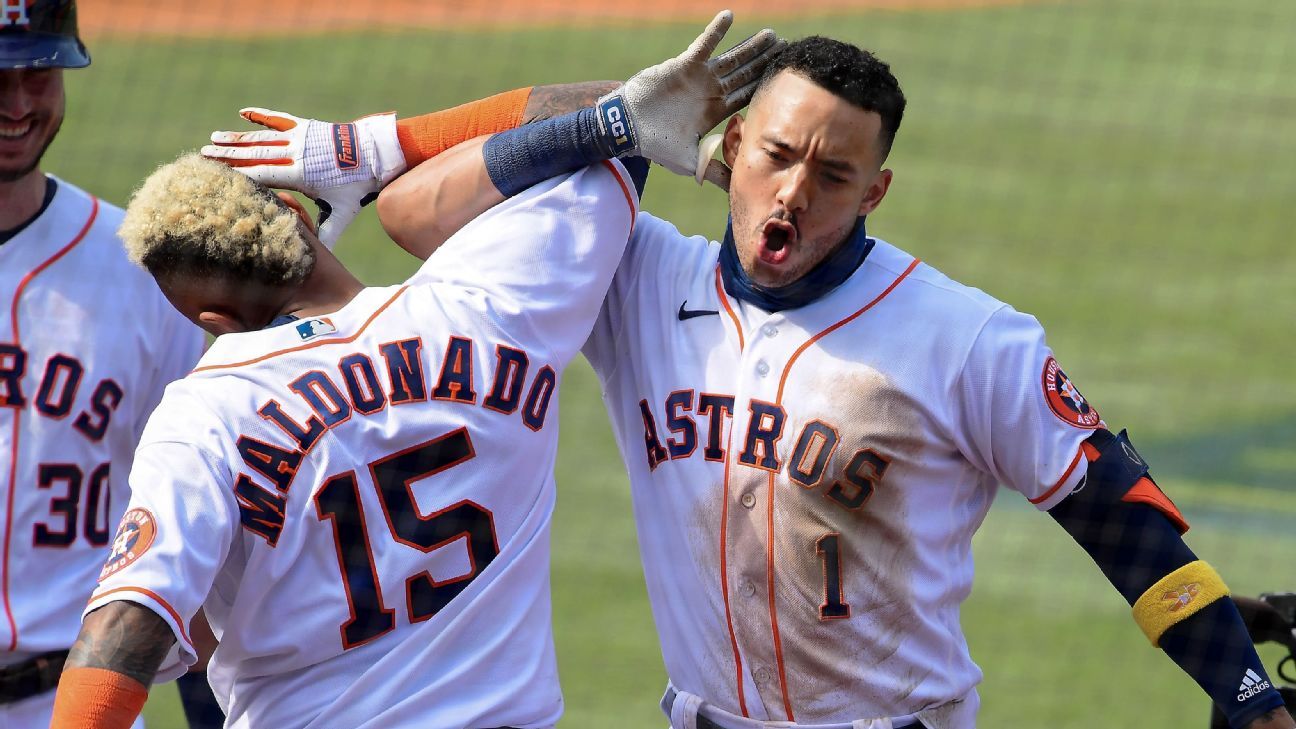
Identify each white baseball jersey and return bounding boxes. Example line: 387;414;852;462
0;177;203;661
583;213;1101;727
88;161;638;729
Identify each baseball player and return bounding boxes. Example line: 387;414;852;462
0;2;210;726
292;35;1295;729
48;14;780;729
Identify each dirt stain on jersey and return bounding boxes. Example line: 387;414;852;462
772;365;932;719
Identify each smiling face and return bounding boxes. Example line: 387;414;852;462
724;70;895;289
0;68;65;183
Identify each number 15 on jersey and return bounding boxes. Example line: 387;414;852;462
313;427;499;650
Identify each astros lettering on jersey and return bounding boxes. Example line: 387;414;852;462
0;179;202;658
88;162;637;729
583;213;1098;727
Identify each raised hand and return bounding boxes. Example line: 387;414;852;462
202;108;405;248
596;10;784;189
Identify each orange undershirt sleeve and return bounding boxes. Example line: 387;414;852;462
51;666;149;729
395;86;534;167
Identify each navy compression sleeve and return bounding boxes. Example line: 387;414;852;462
482;107;649;198
1049;430;1285;727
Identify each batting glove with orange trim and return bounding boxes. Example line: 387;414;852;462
201;109;405;249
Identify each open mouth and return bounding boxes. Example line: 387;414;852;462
0;120;35;141
758;218;798;265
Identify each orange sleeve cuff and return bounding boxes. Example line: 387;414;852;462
396;86;534;167
51;666;149;729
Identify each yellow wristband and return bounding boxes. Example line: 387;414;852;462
1132;560;1229;646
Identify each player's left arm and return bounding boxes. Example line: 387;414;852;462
199;80;615;248
49;601;175;729
958;307;1293;729
1047;435;1294;729
204;14;780;249
375;134;501;259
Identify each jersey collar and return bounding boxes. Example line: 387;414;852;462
719;216;874;313
264;313;300;330
0;176;60;246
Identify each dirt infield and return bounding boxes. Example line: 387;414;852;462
81;0;1034;38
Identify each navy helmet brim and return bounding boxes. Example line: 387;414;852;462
0;32;90;69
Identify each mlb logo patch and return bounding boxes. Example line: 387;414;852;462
296;318;337;341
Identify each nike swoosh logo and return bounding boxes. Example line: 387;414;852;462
678;301;720;321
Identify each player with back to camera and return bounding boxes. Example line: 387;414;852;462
246;32;1296;729
47;12;781;728
0;1;217;726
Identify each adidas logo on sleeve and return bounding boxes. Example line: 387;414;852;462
1237;668;1271;701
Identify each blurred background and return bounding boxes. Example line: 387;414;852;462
51;0;1296;726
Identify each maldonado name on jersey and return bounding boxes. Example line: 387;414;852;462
232;333;556;546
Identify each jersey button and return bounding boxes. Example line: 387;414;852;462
740;492;756;509
753;666;772;684
761;323;778;338
755;360;770;377
741;580;756;597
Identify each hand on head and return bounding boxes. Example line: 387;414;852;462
597;10;785;190
202;108;401;249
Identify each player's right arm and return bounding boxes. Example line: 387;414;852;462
49;601;174;729
49;386;238;728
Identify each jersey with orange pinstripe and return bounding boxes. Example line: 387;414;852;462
87;162;637;729
582;211;1100;726
0;177;202;670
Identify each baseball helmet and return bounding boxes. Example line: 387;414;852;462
0;0;90;69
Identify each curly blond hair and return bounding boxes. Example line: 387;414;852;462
119;153;314;286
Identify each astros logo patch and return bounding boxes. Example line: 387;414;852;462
1041;356;1101;428
99;508;157;582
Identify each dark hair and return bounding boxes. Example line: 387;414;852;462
753;36;906;159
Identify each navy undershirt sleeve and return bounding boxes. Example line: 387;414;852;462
483;107;616;198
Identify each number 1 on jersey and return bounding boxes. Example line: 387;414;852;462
313;428;499;650
316;471;396;648
816;533;850;620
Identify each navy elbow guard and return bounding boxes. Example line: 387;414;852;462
1049;428;1285;728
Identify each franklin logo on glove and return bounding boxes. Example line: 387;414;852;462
333;123;359;170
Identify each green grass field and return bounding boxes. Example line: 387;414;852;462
44;0;1296;726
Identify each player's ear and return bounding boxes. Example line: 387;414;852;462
857;168;893;217
722;114;744;168
197;310;247;337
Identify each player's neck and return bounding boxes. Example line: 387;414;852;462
0;169;48;231
278;250;367;323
